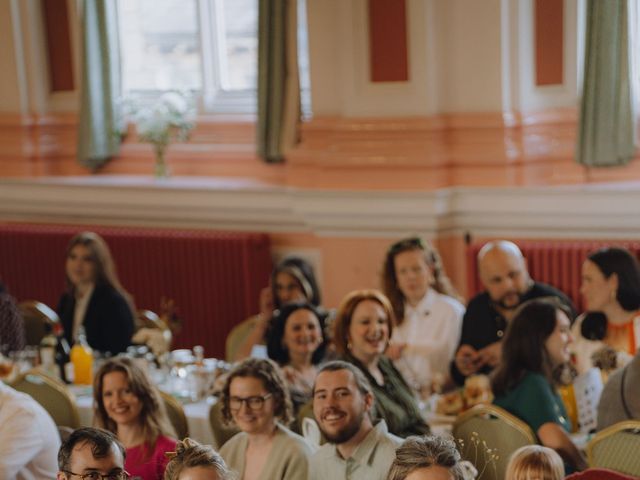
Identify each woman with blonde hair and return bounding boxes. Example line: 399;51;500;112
333;289;429;438
382;237;465;396
57;231;135;354
219;357;314;480
505;445;564;480
94;357;177;480
164;438;233;480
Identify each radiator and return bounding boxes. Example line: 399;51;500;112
0;223;272;359
466;240;640;312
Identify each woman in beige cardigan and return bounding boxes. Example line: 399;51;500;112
219;358;315;480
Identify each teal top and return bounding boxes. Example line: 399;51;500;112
493;371;571;435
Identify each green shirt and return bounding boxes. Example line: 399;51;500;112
493;371;571;435
343;354;430;438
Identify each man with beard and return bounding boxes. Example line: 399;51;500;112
450;240;575;385
310;361;401;480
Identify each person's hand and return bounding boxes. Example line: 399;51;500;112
385;342;407;360
478;341;502;368
259;287;274;318
454;344;483;376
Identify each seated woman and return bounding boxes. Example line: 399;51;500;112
382;237;465;396
219;357;315;480
597;347;640;430
266;302;327;411
57;232;135;355
574;247;640;374
492;297;587;472
505;445;565;480
232;257;322;362
94;357;177;480
333;289;430;438
0;279;25;355
386;435;469;480
164;438;233;480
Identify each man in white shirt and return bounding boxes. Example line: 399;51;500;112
310;361;401;480
57;427;127;480
0;381;60;479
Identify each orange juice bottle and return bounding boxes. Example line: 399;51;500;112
70;327;94;385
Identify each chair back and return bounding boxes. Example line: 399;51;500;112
160;391;189;440
452;404;536;480
587;420;640;477
208;399;239;449
225;316;259;362
19;301;60;346
11;369;80;428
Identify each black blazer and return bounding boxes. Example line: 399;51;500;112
57;284;134;355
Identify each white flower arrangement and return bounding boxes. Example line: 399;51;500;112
123;91;195;177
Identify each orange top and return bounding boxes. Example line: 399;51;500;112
607;315;638;355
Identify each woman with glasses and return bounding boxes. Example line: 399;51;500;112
94;357;178;480
332;289;430;438
231;257;323;362
382;236;464;397
219;357;314;480
266;302;327;413
57;232;135;355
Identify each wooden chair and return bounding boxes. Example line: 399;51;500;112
208;400;239;449
452;404;536;480
19;301;60;346
587;420;640;477
11;369;80;428
225;315;260;362
159;390;189;440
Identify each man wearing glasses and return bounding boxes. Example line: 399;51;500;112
57;427;130;480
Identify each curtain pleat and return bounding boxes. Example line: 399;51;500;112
576;0;636;167
257;0;300;163
77;0;121;170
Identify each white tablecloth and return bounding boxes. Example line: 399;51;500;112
72;387;217;447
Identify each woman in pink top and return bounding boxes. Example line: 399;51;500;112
94;357;178;480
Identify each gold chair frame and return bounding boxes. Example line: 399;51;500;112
159;390;189;440
452;404;536;480
11;368;80;428
587;420;640;476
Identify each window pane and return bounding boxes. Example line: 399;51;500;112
220;0;258;91
118;0;201;92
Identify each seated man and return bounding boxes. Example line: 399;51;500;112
451;240;575;385
0;381;60;479
57;427;127;480
310;361;401;480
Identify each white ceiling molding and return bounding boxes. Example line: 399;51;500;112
1;177;639;239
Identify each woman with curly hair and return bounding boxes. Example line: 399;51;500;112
164;438;232;480
94;357;177;480
219;357;315;480
382;237;464;396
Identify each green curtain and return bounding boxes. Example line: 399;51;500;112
576;0;636;167
77;0;121;170
257;0;301;163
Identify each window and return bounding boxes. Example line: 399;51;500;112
117;0;310;115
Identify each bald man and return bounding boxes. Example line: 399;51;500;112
450;240;575;385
